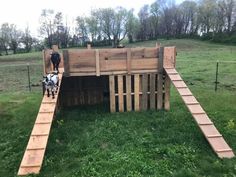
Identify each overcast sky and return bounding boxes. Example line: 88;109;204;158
0;0;184;37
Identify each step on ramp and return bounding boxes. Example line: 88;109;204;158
165;68;234;158
18;70;63;175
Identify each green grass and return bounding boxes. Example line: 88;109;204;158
0;39;236;177
0;51;42;62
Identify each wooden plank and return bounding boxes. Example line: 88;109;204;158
27;136;48;150
165;67;235;158
68;50;96;72
163;47;176;68
182;96;198;105
99;48;127;60
18;167;41;176
127;48;131;74
42;50;46;75
164;74;171;110
150;73;156;109
141;74;148;110
187;104;205;114
18;71;64;176
31;124;51;136
35;113;54;124
131;58;158;70
172;81;187;88
63;50;70;76
177;87;192;96
100;59;127;72
39;103;56;113
134;74;140;111
126;75;132;111
192;114;213;125
109;75;116;112
157;47;164;109
96;49;100;76
131;48;158;59
20;149;45;167
118;75;124;112
168;74;182;81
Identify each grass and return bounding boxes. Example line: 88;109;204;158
0;39;236;176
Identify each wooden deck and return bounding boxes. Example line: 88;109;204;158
18;69;64;175
165;68;235;158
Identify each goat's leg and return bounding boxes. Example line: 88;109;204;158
55;82;59;93
47;89;50;97
52;90;55;99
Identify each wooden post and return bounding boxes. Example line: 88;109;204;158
150;73;156;109
157;47;164;109
127;48;131;74
96;49;100;76
109;75;115;112
118;75;124;112
141;74;148;110
164;74;171;110
126;75;132;111
63;50;70;76
134;74;140;111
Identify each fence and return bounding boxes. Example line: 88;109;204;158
0;63;43;92
176;60;236;92
0;60;235;93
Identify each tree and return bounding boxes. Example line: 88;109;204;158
126;9;139;43
76;16;89;46
138;5;150;40
150;1;160;38
97;8;115;45
179;1;198;35
198;0;217;33
39;9;55;48
0;23;10;55
86;11;101;43
111;7;129;47
21;26;34;52
219;0;235;33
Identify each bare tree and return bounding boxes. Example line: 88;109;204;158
39;9;55;47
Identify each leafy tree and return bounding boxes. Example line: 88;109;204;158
21;26;35;52
0;23;10;55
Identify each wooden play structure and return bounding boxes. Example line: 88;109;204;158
18;45;234;175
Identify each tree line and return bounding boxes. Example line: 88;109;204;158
0;0;235;55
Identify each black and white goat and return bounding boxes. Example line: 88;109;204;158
43;71;59;99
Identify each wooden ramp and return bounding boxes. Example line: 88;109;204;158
165;68;234;158
18;70;63;175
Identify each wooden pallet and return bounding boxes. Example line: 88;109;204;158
108;73;170;112
165;68;234;158
18;69;64;175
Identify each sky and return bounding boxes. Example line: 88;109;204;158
0;0;184;37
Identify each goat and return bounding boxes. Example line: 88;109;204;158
50;51;61;72
43;71;59;99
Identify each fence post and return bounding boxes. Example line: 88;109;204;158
215;61;219;92
27;63;31;92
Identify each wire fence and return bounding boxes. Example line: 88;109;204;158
0;63;43;93
0;60;235;93
176;60;236;92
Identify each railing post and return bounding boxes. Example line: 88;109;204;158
27;63;31;92
215;61;219;92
